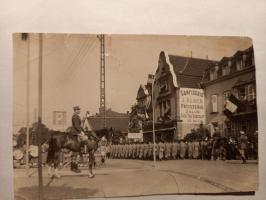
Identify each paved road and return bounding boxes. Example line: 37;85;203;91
14;159;258;199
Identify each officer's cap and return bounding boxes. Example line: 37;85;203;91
73;106;81;111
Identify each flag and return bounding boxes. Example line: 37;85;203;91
225;99;237;113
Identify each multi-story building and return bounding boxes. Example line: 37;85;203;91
201;46;257;139
143;51;215;141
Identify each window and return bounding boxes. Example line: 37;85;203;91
210;66;219;80
165;100;171;116
159;79;168;93
223;91;231;104
222;65;230;76
236;59;243;71
237;87;246;101
211;94;218;113
247;84;256;102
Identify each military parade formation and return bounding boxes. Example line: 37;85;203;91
108;132;258;163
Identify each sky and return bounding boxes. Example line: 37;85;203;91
13;34;252;132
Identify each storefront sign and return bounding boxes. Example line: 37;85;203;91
179;88;205;124
127;132;143;139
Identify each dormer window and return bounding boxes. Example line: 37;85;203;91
222;64;230;76
210;65;219;80
236;59;243;71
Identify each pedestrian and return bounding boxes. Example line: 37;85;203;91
238;131;248;164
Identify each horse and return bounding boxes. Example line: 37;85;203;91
46;128;113;179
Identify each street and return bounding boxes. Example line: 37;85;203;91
14;159;258;199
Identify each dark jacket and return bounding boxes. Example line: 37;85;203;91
72;113;84;135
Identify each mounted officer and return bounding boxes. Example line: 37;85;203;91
72;106;87;142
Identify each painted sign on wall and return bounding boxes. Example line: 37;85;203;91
179;88;205;124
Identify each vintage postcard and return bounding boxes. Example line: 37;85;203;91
12;34;258;199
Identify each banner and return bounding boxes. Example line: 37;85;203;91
179;88;205;124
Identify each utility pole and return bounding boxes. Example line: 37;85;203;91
37;33;43;200
21;33;30;175
97;34;106;128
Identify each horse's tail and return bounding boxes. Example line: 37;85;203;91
47;134;58;164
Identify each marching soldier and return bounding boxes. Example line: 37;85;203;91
187;140;193;159
143;142;148;160
132;143;136;159
165;142;171;160
192;139;200;159
158;141;164;161
148;142;153;160
172;141;178;160
176;140;181;159
180;139;187;159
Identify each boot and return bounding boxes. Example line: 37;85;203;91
242;157;247;164
70;162;81;173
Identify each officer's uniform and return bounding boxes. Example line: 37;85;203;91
72;112;87;141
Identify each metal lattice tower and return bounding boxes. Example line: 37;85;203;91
97;34;106;128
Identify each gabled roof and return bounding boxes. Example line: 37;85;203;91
167;54;217;88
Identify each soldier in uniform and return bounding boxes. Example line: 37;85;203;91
193;139;200;159
69;106;86;173
180;139;187;159
187;140;193;159
148;142;153;160
158;141;164;161
143;142;148;160
165;142;171;160
172;141;178;160
176;140;181;159
238;131;248;164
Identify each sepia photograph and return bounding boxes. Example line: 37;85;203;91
12;34;258;199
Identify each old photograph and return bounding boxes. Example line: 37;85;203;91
12;34;258;199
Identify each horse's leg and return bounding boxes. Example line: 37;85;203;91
47;163;53;178
88;151;95;178
53;152;61;178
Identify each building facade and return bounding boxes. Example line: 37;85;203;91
143;51;215;141
201;46;257;139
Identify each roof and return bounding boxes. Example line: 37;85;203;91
168;54;217;88
88;109;129;132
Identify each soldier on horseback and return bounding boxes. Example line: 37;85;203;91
69;106;99;174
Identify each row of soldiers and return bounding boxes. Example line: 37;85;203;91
109;140;212;160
